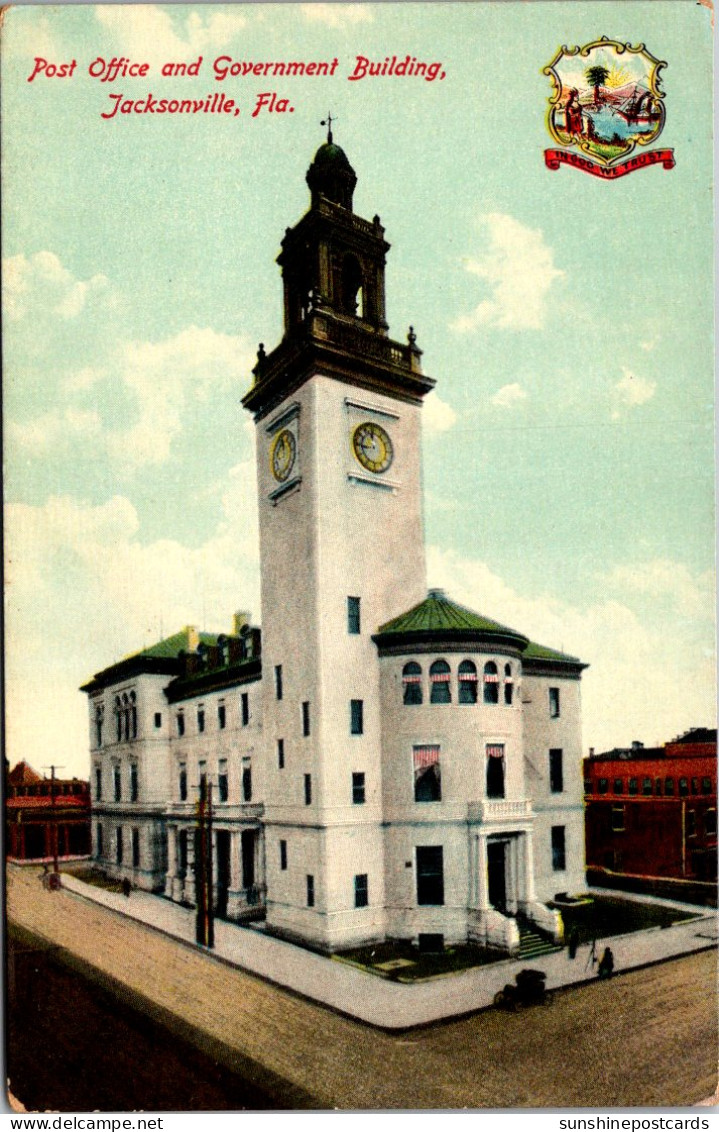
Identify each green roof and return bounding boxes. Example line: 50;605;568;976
377;590;528;644
128;628;220;661
522;640;583;664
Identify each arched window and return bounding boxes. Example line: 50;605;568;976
95;704;104;748
504;663;513;705
115;697;122;742
122;693;130;742
486;744;505;799
341;254;364;317
430;659;451;704
458;660;478;704
129;691;137;739
402;661;423;705
483;661;499;704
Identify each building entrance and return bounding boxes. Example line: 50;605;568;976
215;830;230;918
487;840;507;912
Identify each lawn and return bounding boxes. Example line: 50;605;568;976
335;939;500;982
61;863;125;893
551;894;697;945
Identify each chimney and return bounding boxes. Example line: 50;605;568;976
631;740;643;750
589;747;595;758
233;610;252;636
186;626;199;652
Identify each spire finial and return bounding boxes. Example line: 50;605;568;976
320;112;336;143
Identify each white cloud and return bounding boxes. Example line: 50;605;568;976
451;214;564;333
8;407;103;455
5;482;260;778
95;5;248;65
3;251;109;322
106;325;255;472
426;545;715;753
611;366;656;419
422;391;457;435
491;382;528;409
300;4;374;26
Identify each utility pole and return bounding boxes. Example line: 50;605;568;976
43;764;65;879
194;773;215;948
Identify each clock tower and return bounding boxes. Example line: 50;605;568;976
243;130;435;950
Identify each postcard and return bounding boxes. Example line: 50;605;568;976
3;0;716;1115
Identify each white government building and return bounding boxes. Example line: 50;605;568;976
82;133;588;957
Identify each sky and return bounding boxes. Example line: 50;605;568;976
3;1;714;778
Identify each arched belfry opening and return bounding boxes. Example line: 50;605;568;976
340;254;364;318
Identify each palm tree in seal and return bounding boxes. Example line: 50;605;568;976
585;64;610;105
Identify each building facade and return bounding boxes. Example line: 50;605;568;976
6;761;90;861
82;135;589;955
584;728;717;891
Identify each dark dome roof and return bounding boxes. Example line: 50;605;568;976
311;141;354;170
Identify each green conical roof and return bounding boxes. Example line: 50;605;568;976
376;589;529;648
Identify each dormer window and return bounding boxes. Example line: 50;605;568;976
429;659;451;704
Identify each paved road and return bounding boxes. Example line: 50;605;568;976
8;867;717;1109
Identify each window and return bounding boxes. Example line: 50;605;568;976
95;705;104;748
665;777;675;796
177;712;185;737
306;874;315;907
691;777;700;795
218;703;226;730
242;765;252;802
416;846;444;906
154;712;162;729
179;763;187;802
654;778;662;796
130;693;137;739
486;744;505;799
702;777;712;795
354;873;369;908
352;772;366;804
430;659;452;704
275;665;283;701
241;693;249;726
218;759;228;802
584;779;593;795
504;664;514;706
705;810;717;837
129;763;138;802
115;698;122;742
483;662;499;705
277;738;285;769
629;778;638;796
96;823;104;858
614;778;624;794
132;828;140;868
302;701;310;737
642;777;652;795
458;660;478;704
123;695;131;742
402;662;423;705
197;708;205;733
549;749;564;793
686;810;697;837
350;699;364;735
116;827;123;865
95;766;102;802
304;773;312;805
280;840;287;870
549;687;560;718
611;805;625;832
551;826;566;871
679;778;689;797
113;764;121;802
348;596;361;634
414;746;441;802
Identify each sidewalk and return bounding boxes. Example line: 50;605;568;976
60;872;716;1030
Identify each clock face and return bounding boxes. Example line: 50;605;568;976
270;429;297;482
352;421;394;474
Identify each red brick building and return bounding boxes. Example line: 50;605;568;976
6;761;91;861
584;728;717;892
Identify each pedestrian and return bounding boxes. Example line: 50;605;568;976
598;946;614;979
567;925;579;960
121;877;131;898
